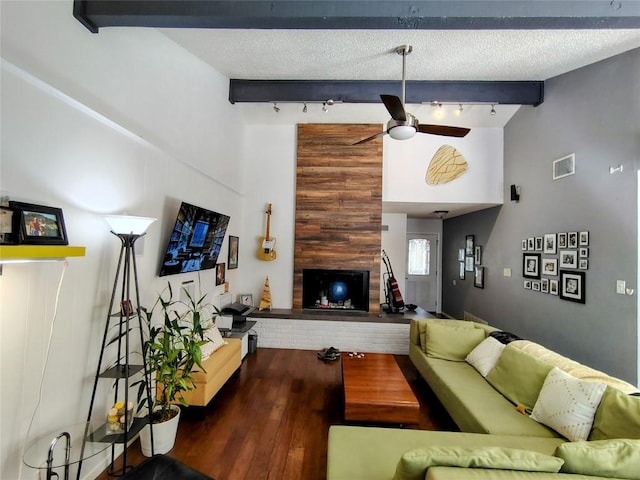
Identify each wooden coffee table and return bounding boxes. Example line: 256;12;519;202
342;353;420;425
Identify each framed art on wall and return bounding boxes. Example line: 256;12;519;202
465;256;474;272
549;279;559;295
0;206;18;244
216;263;226;286
474;266;484;289
228;235;239;269
474;245;482;265
542;258;558;276
558;233;567;249
465;235;475;255
553;153;575;180
459;262;465;280
568;232;578;248
579;231;589;246
523;253;541;279
559;270;585;304
559;250;578;269
458;248;465;261
543;233;557;254
9;201;68;245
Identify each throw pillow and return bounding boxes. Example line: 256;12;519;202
554;439;640;480
393;446;564;480
530;367;606;442
465;337;506;377
485;344;553;411
589;386;640;440
425;322;486;361
200;324;226;360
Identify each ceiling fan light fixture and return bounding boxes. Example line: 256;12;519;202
388;125;417;140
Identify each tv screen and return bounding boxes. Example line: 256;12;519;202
159;201;230;277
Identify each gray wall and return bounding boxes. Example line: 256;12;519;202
442;49;639;384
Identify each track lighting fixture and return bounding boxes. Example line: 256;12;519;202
455;104;463;116
272;103;280;113
302;103;307;113
322;102;328;113
490;104;496;115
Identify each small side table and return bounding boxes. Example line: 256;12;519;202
23;421;111;479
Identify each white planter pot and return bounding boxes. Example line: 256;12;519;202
140;405;181;457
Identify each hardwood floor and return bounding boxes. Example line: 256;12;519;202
98;348;456;480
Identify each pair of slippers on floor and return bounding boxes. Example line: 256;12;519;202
317;346;340;361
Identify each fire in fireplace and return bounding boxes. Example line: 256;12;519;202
302;269;370;312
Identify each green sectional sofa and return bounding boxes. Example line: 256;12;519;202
326;319;640;480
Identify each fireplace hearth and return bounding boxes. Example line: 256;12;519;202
302;269;370;312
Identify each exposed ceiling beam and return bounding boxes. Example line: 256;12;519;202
229;80;544;106
73;1;640;34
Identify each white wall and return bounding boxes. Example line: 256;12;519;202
383;128;504;205
1;1;247;478
381;213;407;305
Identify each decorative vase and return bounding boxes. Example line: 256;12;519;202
139;405;181;457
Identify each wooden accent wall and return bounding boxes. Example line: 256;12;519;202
293;124;383;314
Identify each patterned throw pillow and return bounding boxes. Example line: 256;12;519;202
530;367;606;441
465;337;506;377
200;324;226;360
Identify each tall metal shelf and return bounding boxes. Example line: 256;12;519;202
77;231;155;478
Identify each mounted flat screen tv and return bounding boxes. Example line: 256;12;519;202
159;201;230;277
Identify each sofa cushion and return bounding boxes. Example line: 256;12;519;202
425;322;486;361
200;324;226;360
485;344;553;411
530;367;606;442
589;386;640;440
465;337;506;377
393;447;564;480
416;319;479;351
555;439;640;479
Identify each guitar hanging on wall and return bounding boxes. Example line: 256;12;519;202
257;203;277;261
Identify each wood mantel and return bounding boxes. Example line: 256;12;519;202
293;124;383;314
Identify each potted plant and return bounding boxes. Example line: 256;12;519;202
137;282;216;456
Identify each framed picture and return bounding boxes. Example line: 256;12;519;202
560;270;586;304
568;232;578;248
579;247;589;258
474;245;482;265
558;232;567;249
0;206;19;244
459;262;466;280
474;266;484;289
523;253;541;279
239;293;253;306
543;233;557;254
527;237;535;251
553;153;575;180
535;237;543;251
541;278;549;293
465;256;474;272
465;235;475;256
9;201;68;245
215;263;226;286
579;231;589;246
228;235;239;269
559;250;578;269
458;248;465;261
524;280;532;290
521;239;527;251
578;259;589;270
542;258;558;276
532;281;541;292
549;279;559;295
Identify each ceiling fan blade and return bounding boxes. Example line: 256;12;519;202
418;124;471;138
353;131;387;145
380;95;406;121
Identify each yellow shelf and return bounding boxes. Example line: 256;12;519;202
0;245;86;261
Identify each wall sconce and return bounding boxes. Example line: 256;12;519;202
510;184;520;202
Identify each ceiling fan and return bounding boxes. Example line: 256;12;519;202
355;45;470;145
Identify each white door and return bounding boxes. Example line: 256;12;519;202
405;233;438;311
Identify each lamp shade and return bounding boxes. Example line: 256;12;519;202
104;215;157;235
388;125;416;140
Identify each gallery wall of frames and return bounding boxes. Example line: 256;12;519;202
521;231;589;304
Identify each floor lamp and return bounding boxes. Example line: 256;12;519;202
77;215;157;479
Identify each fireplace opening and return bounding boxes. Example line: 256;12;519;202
302;269;370;312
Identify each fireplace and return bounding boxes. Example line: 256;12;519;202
302;269;370;312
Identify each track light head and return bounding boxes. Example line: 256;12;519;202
490;104;496;115
272;103;280;113
302;103;307;113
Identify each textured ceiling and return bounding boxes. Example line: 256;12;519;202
160;28;640;127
